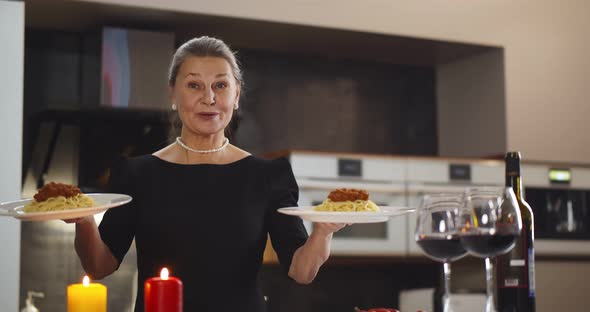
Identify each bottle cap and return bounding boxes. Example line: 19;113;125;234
505;151;522;175
22;291;44;312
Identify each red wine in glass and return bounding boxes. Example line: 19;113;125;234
460;233;517;258
416;236;467;262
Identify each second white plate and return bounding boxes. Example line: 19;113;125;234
278;206;415;223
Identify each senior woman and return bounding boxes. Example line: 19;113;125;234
71;36;344;311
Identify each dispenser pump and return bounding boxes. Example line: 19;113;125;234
21;291;44;312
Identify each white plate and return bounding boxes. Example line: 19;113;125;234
0;193;132;221
278;206;415;223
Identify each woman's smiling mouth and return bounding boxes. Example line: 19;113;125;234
197;112;219;120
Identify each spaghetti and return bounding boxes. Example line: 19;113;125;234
313;188;380;212
23;182;96;213
313;198;380;212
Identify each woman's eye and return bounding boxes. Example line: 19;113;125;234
188;82;199;89
215;82;227;89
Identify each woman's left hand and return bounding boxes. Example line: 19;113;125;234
289;223;352;284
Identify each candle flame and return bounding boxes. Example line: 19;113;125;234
160;268;169;280
83;275;90;287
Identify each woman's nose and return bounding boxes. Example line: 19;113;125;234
201;88;215;105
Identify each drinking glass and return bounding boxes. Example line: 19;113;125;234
415;193;467;312
458;187;522;312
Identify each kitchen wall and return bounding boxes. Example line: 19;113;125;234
437;49;506;158
0;1;23;312
83;0;590;164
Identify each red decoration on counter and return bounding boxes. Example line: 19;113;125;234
144;268;183;312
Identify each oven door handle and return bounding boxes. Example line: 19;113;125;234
297;178;406;193
406;183;470;195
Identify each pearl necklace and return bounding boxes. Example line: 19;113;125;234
175;137;230;154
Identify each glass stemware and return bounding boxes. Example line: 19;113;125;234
415;193;467;312
458;187;522;312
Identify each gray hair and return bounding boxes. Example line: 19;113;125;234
168;36;243;87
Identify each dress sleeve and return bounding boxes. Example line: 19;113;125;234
267;158;309;273
98;158;138;266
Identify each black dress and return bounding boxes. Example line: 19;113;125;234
98;155;308;312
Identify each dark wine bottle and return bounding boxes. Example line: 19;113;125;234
496;151;536;312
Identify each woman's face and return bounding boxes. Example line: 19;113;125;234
170;56;240;137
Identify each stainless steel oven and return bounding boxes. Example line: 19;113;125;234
289;152;408;256
522;164;590;256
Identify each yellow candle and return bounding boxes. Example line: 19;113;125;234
67;276;107;312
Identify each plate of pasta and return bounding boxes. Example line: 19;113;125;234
0;182;132;221
278;188;415;223
278;205;414;223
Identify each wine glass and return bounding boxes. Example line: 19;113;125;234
458;187;522;312
415;193;468;312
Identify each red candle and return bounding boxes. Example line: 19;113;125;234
144;268;183;312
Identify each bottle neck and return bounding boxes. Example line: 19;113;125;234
507;175;523;200
505;153;523;200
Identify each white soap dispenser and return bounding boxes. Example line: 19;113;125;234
21;291;44;312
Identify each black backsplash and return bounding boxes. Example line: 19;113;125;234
236;49;437;155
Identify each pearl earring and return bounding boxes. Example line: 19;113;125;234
171;103;177;111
